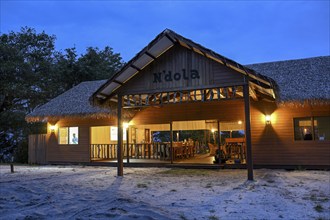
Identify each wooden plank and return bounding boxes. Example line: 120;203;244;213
28;134;47;164
131;99;245;125
28;135;36;164
115;45;246;95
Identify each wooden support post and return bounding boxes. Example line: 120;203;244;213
217;120;221;165
126;128;129;164
117;95;123;176
244;83;253;181
311;116;315;140
10;164;14;173
170;121;173;164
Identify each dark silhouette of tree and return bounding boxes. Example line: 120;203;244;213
0;27;124;162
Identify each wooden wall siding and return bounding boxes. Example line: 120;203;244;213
250;101;330;166
28;134;46;164
117;45;245;95
130;99;245;125
43;101;330;166
46;118;116;163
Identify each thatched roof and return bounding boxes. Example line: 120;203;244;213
246;56;330;105
26;80;114;122
26;54;329;122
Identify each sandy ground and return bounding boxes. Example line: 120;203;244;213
0;165;329;220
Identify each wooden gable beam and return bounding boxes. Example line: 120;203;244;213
145;51;156;60
130;64;141;72
255;90;276;102
113;80;124;85
249;85;258;101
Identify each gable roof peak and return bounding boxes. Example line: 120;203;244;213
92;30;278;103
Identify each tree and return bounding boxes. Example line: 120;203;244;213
0;27;56;162
0;26;56;113
0;27;124;163
55;46;123;91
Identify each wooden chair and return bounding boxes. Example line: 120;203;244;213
225;138;245;160
173;142;183;159
208;143;218;156
214;146;229;164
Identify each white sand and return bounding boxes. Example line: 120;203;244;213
0;165;329;220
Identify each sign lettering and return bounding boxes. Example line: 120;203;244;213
153;69;200;83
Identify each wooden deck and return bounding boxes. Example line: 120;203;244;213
90;153;247;169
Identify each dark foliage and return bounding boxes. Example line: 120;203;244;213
0;27;124;163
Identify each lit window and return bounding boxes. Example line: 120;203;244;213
59;127;79;145
294;117;330;141
314;117;330;141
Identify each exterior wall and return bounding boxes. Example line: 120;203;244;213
131;99;330;166
250;101;330;166
46;117;116;163
42;101;330;167
130;99;245;125
28;134;46;164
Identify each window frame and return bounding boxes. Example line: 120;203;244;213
293;116;329;141
58;126;79;145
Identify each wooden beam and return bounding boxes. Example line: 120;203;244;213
217;120;221;165
130;64;141;72
126;127;129;164
117;95;123;176
170;121;173;164
249;79;273;89
165;33;176;44
243;83;253;181
113;80;124;85
255;90;276;102
249;85;258;101
145;51;156;60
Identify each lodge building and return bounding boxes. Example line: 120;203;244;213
26;29;330;179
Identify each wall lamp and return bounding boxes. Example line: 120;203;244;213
123;122;129;130
265;115;272;125
50;125;56;133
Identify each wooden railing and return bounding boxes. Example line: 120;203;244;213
90;142;195;161
90;144;118;159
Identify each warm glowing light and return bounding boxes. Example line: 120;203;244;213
211;128;216;133
238;120;242;125
265;115;271;125
50;125;56;132
123;122;129;130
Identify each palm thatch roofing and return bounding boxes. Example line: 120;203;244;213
246;56;330;105
26;80;124;122
25;34;329;123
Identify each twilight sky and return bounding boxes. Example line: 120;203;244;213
1;1;329;64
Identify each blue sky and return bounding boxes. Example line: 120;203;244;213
1;1;329;64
